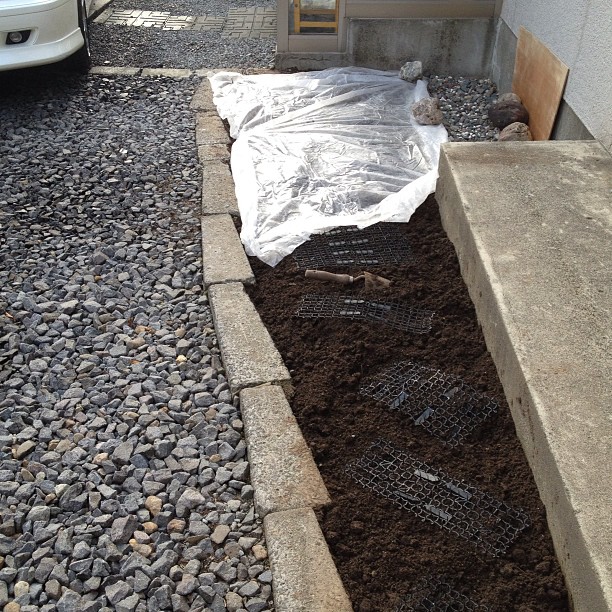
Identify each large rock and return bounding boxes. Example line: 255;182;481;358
499;122;533;142
498;92;522;104
488;100;529;129
411;97;443;125
399;60;422;83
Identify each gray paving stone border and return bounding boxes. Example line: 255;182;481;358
90;66;200;76
196;114;231;146
201;214;254;288
240;385;331;517
201;161;239;216
208;282;292;396
90;66;143;75
264;508;354;612
90;66;228;77
194;76;352;610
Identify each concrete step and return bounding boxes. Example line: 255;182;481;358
208;282;291;396
436;140;612;612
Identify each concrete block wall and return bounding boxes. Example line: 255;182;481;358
347;18;495;76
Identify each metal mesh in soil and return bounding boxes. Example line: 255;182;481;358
296;295;434;333
395;576;489;612
360;361;498;445
292;223;411;269
346;439;530;556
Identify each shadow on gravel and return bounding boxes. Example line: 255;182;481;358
0;66;89;104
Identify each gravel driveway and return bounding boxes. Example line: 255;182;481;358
90;0;277;69
0;70;273;612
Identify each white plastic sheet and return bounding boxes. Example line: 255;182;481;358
209;67;448;266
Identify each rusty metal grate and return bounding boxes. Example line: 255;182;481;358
293;223;411;269
360;361;498;445
346;439;530;556
395;576;489;611
296;294;434;333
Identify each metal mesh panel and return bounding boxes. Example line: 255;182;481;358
293;224;411;269
360;361;498;445
296;295;434;333
346;439;530;556
395;576;489;612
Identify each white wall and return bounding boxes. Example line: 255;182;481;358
500;0;612;150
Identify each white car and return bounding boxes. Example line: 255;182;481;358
0;0;92;73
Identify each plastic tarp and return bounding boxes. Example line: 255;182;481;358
209;67;448;266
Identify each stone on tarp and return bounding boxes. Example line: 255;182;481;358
399;61;422;83
411;97;443;125
499;122;533;142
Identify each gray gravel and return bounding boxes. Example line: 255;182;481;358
89;0;277;70
0;71;273;612
427;75;499;141
102;0;275;13
90;26;276;70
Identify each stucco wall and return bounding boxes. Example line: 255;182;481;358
498;0;611;151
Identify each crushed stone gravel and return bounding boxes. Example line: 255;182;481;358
89;0;277;71
90;25;276;70
0;70;273;612
101;0;275;13
427;74;499;141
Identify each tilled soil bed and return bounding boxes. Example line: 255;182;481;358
245;196;570;611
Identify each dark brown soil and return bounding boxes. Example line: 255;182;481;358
245;196;570;612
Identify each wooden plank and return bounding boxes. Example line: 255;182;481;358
512;26;569;141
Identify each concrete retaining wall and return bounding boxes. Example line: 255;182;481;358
348;18;495;75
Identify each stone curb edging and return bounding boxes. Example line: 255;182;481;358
90;66;206;77
195;111;240;216
90;66;280;78
201;214;254;288
240;385;331;518
201;163;240;216
265;508;353;612
208;282;292;397
193;78;353;611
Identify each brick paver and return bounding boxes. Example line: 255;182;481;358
95;7;277;38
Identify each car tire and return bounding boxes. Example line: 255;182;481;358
69;0;92;73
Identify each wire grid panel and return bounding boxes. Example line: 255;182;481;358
360;361;498;445
395;576;489;612
296;294;434;333
293;224;411;269
346;439;530;556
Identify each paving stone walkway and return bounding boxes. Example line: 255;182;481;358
95;7;277;38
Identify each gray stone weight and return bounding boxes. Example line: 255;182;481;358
399;61;423;83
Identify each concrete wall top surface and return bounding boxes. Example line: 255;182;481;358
499;0;612;150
